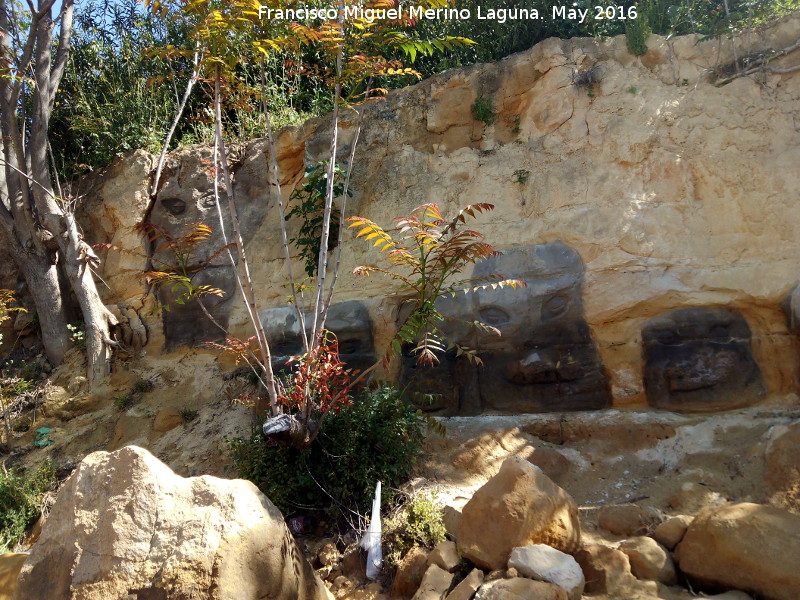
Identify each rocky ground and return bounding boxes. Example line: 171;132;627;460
3;350;799;600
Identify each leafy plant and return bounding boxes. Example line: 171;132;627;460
383;490;446;568
227;385;425;521
0;458;57;552
113;393;135;410
626;3;652;57
132;378;155;394
179;407;198;422
347;203;526;367
286;161;352;278
513;169;530;185
471;95;495;127
66;324;86;351
134;222;231;310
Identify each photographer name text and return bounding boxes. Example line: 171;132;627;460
258;4;639;24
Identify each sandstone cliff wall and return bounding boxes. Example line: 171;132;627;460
79;14;800;411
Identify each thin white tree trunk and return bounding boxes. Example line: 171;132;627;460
213;66;280;416
259;56;308;354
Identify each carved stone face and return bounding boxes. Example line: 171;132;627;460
402;242;612;414
260;301;376;375
642;307;764;412
149;151;267;349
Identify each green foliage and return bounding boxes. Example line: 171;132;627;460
227;385;425;518
626;3;652;57
626;85;639;94
0;458;57;552
286;162;351;279
348;203;526;367
134;222;231;310
383;490;446;568
513;169;530;184
113;393;135;410
179;407;199;422
132;378;155;394
471;95;495;127
66;324;86;351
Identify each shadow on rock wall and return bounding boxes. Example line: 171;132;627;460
402;242;612;415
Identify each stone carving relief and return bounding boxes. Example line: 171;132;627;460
402;242;612;414
260;300;377;375
149;152;267;349
642;307;764;412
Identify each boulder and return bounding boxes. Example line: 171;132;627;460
445;569;483;600
652;515;692;550
507;545;584;600
675;502;800;600
391;547;429;598
13;446;332;600
598;503;655;536
458;457;580;570
427;541;460;572
0;554;27;600
618;536;677;585
411;564;453;600
474;578;567;600
573;544;639;596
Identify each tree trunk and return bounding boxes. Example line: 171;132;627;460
7;242;70;365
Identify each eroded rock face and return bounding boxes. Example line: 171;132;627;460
13;446;332;600
642;308;764;412
403;243;611;414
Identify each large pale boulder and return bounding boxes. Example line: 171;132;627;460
13;446;332;600
458;457;580;570
508;545;584;600
675;502;800;600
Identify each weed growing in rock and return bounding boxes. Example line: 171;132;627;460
179;408;199;422
113;393;135;410
227;385;424;522
471;95;495;126
132;378;155;394
0;458;56;552
383;490;446;568
513;169;530;184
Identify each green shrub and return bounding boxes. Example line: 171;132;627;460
227;386;425;519
0;458;57;552
383;490;446;568
626;4;652;57
179;408;198;422
471;95;495;127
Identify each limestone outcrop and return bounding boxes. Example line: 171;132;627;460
58;13;800;412
13;445;332;600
